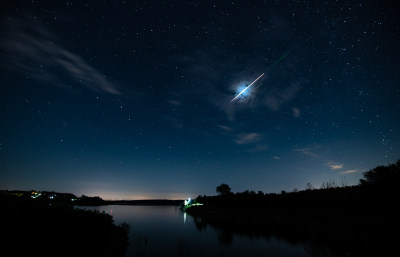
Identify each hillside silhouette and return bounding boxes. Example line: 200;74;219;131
0;191;129;257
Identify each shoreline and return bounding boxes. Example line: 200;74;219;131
73;199;183;206
185;186;399;257
0;194;129;257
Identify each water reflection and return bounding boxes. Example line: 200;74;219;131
190;212;339;257
79;205;336;257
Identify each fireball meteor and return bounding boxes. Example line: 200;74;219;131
231;46;297;102
231;73;264;102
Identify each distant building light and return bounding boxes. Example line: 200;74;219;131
31;193;41;199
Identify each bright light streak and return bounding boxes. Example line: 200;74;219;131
230;46;297;103
231;73;264;102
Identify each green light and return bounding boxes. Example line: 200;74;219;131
182;198;203;210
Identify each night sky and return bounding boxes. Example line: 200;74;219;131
1;0;399;200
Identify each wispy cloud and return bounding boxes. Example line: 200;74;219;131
340;169;360;174
292;107;301;118
264;83;300;111
293;147;318;158
273;156;281;160
217;124;232;131
162;114;183;129
168;99;181;106
0;17;120;94
327;161;344;170
234;133;262;145
247;144;269;153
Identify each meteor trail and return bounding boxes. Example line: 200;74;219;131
231;45;297;102
270;45;297;68
231;73;264;102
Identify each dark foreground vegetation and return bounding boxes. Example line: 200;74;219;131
186;160;400;257
0;191;129;257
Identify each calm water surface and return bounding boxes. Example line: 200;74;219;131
81;205;333;257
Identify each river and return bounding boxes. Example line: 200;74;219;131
80;205;335;257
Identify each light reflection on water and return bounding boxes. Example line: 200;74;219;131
79;205;334;257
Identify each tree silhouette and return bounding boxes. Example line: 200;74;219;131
216;183;231;195
360;159;400;189
305;182;314;191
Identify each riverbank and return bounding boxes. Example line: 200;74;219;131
186;186;399;257
187;160;400;256
0;193;129;257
